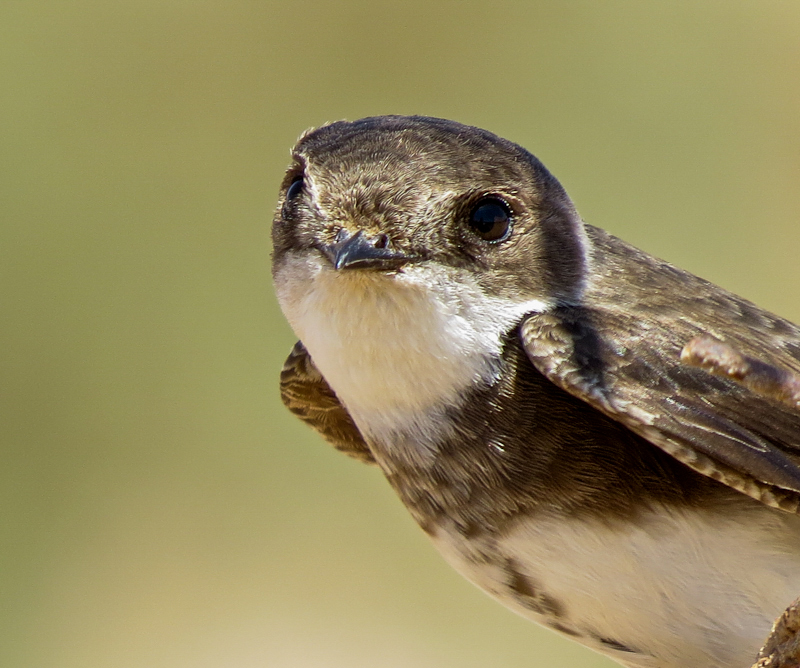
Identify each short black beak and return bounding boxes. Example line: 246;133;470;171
320;230;412;271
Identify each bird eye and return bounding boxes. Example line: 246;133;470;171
286;175;304;201
468;197;512;242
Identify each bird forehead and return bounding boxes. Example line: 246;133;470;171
305;163;433;228
294;117;534;195
300;145;471;198
299;156;461;229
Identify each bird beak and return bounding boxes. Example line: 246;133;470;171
320;229;412;271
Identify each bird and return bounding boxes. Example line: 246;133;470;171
271;115;800;668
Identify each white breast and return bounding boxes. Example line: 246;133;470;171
433;502;800;668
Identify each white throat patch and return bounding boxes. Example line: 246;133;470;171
274;252;547;443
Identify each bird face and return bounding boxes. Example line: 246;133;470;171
271;115;589;309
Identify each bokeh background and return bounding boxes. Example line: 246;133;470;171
2;2;799;667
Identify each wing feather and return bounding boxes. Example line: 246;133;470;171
520;226;800;512
280;341;374;464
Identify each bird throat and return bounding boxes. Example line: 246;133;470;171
277;257;534;442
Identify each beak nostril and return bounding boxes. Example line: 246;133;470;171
320;229;412;271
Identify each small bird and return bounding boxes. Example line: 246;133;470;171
271;115;800;668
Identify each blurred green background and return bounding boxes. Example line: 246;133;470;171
2;2;799;667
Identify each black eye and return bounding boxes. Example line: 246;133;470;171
286;175;304;201
468;197;512;242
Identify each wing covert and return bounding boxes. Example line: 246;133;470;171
520;307;800;513
280;341;375;464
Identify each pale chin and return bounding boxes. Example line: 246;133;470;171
274;248;551;444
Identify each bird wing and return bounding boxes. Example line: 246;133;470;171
280;341;375;464
520;227;800;513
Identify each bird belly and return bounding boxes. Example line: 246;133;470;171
428;503;800;668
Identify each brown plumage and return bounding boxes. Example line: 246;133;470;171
272;115;800;668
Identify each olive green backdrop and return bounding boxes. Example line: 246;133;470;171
2;2;799;667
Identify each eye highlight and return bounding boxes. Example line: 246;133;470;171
286;175;304;201
467;197;512;242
